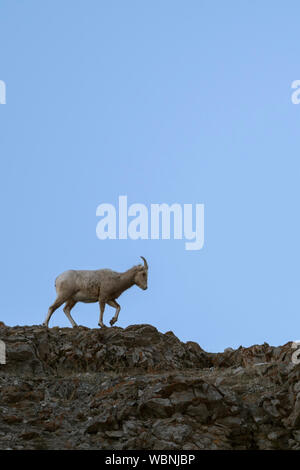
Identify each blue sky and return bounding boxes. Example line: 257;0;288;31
0;1;300;352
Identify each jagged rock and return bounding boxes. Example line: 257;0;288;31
0;323;298;449
0;324;211;375
138;398;173;418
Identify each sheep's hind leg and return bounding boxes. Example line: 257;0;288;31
107;300;121;326
43;297;66;327
63;299;78;328
98;301;107;328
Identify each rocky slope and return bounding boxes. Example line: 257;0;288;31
0;322;299;450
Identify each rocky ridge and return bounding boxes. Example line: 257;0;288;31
0;322;299;450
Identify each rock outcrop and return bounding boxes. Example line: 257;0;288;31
0;322;299;450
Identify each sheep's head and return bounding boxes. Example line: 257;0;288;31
134;256;148;290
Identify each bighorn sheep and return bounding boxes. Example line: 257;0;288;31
43;257;148;328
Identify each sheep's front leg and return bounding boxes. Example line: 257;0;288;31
107;300;121;326
98;300;107;328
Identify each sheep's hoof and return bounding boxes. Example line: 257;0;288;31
110;318;116;326
98;323;107;328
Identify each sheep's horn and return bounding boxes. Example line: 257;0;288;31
140;256;148;270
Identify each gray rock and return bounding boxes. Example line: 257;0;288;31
0;323;299;450
138;398;173;418
153;421;192;444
